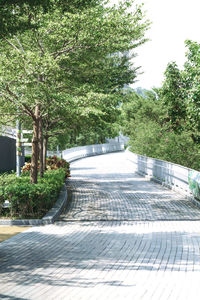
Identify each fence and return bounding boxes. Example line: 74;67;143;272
25;142;124;162
24;148;62;158
126;150;193;197
62;143;124;162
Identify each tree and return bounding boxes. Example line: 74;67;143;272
0;0;150;183
160;62;186;133
120;89;162;136
183;40;200;143
120;40;200;170
160;40;200;143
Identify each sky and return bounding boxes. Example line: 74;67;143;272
112;0;200;90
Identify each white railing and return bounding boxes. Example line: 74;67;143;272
62;142;124;162
126;150;193;196
24;148;62;158
47;150;62;158
25;143;124;159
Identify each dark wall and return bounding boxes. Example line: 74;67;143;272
0;136;16;173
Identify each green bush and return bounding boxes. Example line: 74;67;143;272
129;120;163;158
129;120;200;170
0;173;17;214
0;186;4;215
22;155;70;177
0;168;66;219
46;156;70;177
156;131;200;170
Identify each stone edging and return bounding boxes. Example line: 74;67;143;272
0;184;68;226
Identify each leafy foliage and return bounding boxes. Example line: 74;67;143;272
121;55;200;171
46;156;70;177
0;0;150;183
161;62;186;133
0;168;66;218
22;156;70;177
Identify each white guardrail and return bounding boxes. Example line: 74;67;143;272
24;142;124;158
24;142;199;201
24;148;62;158
126;150;193;197
62;143;124;162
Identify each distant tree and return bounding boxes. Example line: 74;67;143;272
160;62;186;133
183;40;200;143
120;40;200;170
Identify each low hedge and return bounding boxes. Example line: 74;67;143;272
0;168;66;219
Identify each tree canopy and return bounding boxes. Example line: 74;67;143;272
121;40;200;171
0;0;150;182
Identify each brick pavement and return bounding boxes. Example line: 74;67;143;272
1;152;200;299
60;152;200;221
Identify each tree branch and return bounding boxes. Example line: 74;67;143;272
4;85;36;119
14;36;25;54
33;28;45;55
52;40;108;60
5;85;22;102
51;29;80;59
0;113;23;115
22;103;36;119
0;35;21;53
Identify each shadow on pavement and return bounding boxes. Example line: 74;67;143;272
0;224;199;289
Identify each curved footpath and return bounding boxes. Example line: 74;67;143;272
1;152;200;299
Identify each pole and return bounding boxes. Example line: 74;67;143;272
57;145;59;157
16;119;22;176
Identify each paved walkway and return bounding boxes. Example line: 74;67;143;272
1;152;200;299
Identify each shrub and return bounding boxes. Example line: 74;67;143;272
46;156;70;177
129;120;162;157
0;156;69;218
4;183;52;218
1;168;66;219
21;162;32;176
21;156;70;177
129;120;200;170
0;173;17;214
0;186;4;214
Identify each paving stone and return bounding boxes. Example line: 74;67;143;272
60;152;200;222
1;152;200;299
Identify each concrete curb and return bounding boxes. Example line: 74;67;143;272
0;184;68;226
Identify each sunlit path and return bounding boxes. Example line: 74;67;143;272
1;152;200;300
60;152;200;221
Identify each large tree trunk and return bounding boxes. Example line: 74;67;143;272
39;117;44;178
43;135;48;172
30;105;40;184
